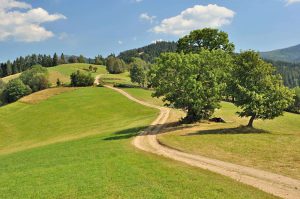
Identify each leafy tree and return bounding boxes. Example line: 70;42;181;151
177;28;235;54
93;67;98;73
150;50;233;123
3;79;31;103
231;51;295;127
70;71;94;87
78;55;86;63
287;87;300;114
68;56;78;63
106;56;126;74
52;53;59;66
94;55;105;65
88;65;93;71
20;65;50;92
129;58;149;87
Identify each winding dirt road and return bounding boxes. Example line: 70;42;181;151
104;85;300;199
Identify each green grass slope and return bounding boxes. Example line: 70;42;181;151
0;88;275;198
159;101;300;179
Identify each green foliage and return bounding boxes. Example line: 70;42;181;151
129;58;149;87
56;78;62;87
3;78;31;103
106;56;126;74
150;50;233;123
52;53;59;66
287;87;300;113
68;56;78;63
177;28;235;54
118;41;177;63
70;70;94;87
0;79;6;105
265;59;300;88
20;65;50;92
231;51;295;127
60;53;66;64
94;55;105;65
78;55;86;63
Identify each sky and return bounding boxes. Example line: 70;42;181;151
0;0;300;61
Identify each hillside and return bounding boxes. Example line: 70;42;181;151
260;44;300;63
118;41;177;63
0;87;274;198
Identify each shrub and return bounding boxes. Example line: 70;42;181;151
106;56;126;74
3;79;31;103
70;71;94;87
20;65;50;92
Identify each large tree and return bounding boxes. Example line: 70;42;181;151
129;58;149;87
177;28;235;54
150;50;233;123
231;51;295;127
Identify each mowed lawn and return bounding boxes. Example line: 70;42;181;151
0;88;276;199
158;101;300;179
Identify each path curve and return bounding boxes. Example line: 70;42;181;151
105;85;300;199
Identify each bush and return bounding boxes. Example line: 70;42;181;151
20;65;50;92
106;56;126;74
287;87;300;114
70;71;94;87
113;83;140;88
3;79;31;103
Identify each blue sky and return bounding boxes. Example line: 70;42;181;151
0;0;299;61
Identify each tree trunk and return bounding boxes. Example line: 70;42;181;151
247;115;256;128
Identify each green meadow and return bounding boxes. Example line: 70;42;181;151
0;87;275;199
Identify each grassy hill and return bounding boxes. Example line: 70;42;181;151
0;87;275;198
260;44;300;63
158;101;300;179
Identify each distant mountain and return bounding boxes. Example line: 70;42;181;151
260;44;300;63
118;41;177;63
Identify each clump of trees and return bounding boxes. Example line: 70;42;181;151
70;71;94;87
0;65;50;104
2;79;31;103
106;56;126;74
20;65;50;92
149;28;294;126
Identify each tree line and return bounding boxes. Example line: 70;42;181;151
0;53;106;79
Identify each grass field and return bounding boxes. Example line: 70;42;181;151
100;71;134;85
1;64;107;86
158;101;300;179
0;87;275;199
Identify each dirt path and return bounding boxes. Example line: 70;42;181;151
105;85;300;199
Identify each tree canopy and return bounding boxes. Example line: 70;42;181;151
150;50;233;123
20;65;50;92
3;79;31;103
231;51;295;127
177;28;235;54
129;58;150;87
106;56;126;74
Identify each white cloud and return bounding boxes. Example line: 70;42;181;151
140;13;156;24
285;0;300;5
118;40;123;45
152;4;235;36
0;0;66;42
134;0;143;3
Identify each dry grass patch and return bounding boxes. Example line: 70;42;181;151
20;87;77;104
49;70;70;85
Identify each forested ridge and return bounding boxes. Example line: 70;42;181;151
118;41;177;63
